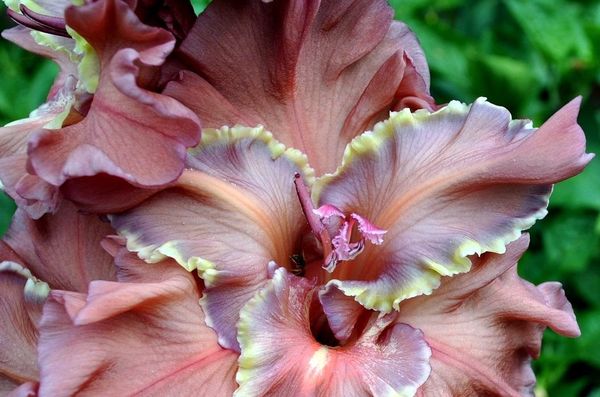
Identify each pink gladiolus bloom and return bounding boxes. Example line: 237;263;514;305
0;0;594;396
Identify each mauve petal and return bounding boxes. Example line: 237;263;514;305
0;110;67;219
111;126;310;351
397;236;579;396
164;0;434;174
3;202;116;292
315;98;593;312
27;0;200;206
37;253;237;397
318;283;365;343
236;268;431;396
0;269;41;389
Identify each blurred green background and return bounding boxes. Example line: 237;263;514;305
1;0;598;395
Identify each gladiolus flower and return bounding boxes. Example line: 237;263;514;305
0;0;593;396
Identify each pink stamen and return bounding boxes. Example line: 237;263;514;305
294;174;385;274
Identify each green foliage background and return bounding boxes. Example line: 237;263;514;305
1;0;599;395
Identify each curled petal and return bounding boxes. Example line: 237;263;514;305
0;116;61;218
164;0;434;174
313;204;345;220
37;254;237;396
397;236;580;396
111;126;311;351
351;213;387;245
315;97;593;311
235;268;431;396
318;282;366;344
27;0;201;209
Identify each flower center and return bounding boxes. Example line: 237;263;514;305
293;173;387;273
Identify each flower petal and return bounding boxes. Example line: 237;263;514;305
318;282;366;343
37;250;238;396
351;213;387;245
164;0;434;174
132;0;197;41
3;201;116;292
313;204;345;220
235;268;431;396
27;0;201;204
0;241;49;396
315;97;593;311
0;116;61;218
111;126;311;351
397;235;579;396
0;259;42;390
5;381;37;397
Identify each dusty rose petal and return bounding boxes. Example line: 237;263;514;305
165;0;434;174
3;202;116;292
0;200;116;391
0;117;60;218
27;0;200;205
111;126;310;351
396;235;580;396
236;268;431;396
37;250;237;396
59;174;161;213
0;265;42;391
0;70;76;218
0;17;93;218
316;97;593;312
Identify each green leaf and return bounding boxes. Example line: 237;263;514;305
541;212;600;274
551;153;600;211
468;54;541;110
190;0;211;14
0;192;16;237
576;311;600;369
504;0;593;64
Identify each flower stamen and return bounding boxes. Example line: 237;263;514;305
294;173;387;274
8;5;69;37
293;173;333;265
